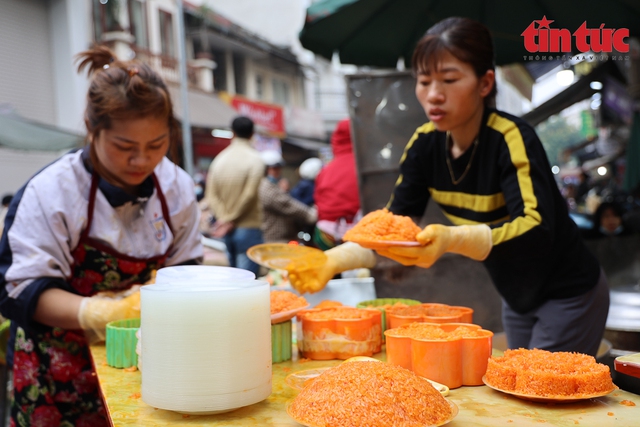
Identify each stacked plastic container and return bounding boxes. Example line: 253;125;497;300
139;266;273;415
296;307;382;360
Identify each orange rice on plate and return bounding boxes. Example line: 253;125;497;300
270;290;308;315
343;208;421;242
484;348;616;397
288;361;454;427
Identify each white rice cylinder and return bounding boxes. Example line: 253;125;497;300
140;280;272;414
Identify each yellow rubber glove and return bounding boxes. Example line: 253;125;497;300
377;224;492;268
78;291;141;343
288;242;376;294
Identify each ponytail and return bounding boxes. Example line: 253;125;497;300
76;45;117;76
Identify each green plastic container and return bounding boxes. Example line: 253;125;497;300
271;320;292;363
106;318;140;369
356;298;422;340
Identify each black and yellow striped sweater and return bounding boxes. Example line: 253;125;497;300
388;108;600;314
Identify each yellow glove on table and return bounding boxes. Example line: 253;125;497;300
377;224;492;268
289;242;376;294
78;291;141;343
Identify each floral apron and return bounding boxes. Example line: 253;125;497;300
11;172;173;427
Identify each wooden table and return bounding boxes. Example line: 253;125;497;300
91;345;640;426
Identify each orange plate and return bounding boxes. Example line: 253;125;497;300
346;238;421;250
286;399;458;427
247;243;327;271
482;376;618;402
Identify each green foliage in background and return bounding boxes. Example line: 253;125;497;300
536;114;585;166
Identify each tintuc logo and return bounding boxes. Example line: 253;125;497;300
521;16;629;53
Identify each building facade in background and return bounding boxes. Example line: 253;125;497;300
190;0;353;136
0;0;326;189
0;0;530;197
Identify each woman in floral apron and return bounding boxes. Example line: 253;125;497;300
0;46;203;426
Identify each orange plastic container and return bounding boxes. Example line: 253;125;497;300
384;323;493;389
461;329;493;385
412;336;463;388
450;306;474;324
355;298;422;337
297;307;382;360
386;303;474;329
385;333;413;370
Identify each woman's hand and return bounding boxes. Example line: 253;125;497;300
288;261;337;294
78;291;141;343
376;224;492;268
210;220;234;238
288;242;376;294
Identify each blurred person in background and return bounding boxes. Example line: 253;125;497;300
291;157;323;244
259;150;317;243
575;170;591;205
583;200;632;239
291;157;323;207
0;193;13;236
0;46;203;426
205;116;264;275
313;119;361;250
193;172;206;202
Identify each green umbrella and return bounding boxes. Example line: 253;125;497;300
0;114;84;151
299;0;640;67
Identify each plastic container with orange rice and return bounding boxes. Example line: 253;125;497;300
270;290;308;315
296;307;382;360
355;298;421;340
385;322;493;389
484;348;616;398
386;303;474;328
287;360;457;427
270;290;309;363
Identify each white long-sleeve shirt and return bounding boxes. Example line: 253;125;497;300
0;149;203;330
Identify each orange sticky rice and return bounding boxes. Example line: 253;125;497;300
343;208;421;242
387;323;484;340
288;361;454;427
366;302;409;310
270;290;308;315
315;300;344;309
484;348;616;397
388;304;466;317
303;307;371;320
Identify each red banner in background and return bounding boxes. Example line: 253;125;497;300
231;96;285;136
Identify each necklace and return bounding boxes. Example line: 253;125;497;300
445;131;479;185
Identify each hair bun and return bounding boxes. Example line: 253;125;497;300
76;45;118;76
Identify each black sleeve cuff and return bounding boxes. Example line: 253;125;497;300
0;277;70;335
174;258;201;266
